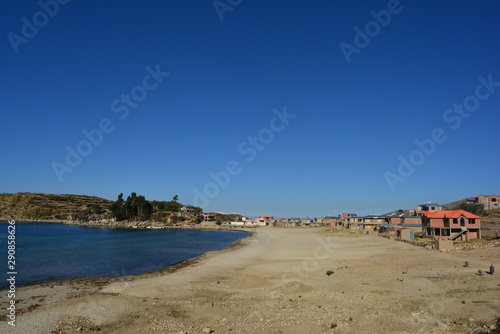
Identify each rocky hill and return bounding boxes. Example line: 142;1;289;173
0;192;113;221
441;198;469;210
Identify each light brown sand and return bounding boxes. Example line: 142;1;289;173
1;228;499;333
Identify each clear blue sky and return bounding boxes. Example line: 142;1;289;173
1;0;499;217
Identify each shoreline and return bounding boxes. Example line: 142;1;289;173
1;219;257;232
0;226;252;292
1;228;499;333
0;228;254;330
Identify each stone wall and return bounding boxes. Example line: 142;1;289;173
452;239;500;250
381;233;500;251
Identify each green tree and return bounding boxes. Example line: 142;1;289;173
135;194;153;221
454;202;485;216
110;193;126;221
155;201;166;211
110;192;153;221
123;192;138;219
165;195;181;213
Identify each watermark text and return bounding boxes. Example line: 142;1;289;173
6;220;17;326
385;74;499;191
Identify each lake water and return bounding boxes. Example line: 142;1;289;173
0;222;247;288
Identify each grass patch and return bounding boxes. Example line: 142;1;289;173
471;300;490;303
448;288;487;295
370;290;391;295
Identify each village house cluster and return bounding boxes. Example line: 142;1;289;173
200;195;499;242
467;194;500;211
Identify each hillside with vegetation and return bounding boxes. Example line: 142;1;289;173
211;213;245;223
0;192;204;225
0;192;113;221
443;198;500;218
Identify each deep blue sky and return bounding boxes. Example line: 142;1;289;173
1;0;499;217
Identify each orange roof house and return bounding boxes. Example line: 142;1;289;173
421;210;481;240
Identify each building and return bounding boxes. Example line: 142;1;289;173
315;217;325;225
344;216;363;230
388;216;422;226
397;228;415;240
405;202;442;216
382;216;423;235
203;213;217;222
349;217;364;230
468;195;500;211
253;216;274;226
301;218;312;227
407;202;443;216
361;216;390;231
377;216;423;237
230;221;245;226
421;210;481;240
180;205;196;218
273;218;290;227
341;213;358;228
321;216;342;227
417;202;442;212
230;216;253;226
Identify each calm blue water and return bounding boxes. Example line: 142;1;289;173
0;222;247;288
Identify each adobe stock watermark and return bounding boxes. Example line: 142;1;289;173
413;274;481;334
213;0;242;21
292;236;337;278
192;106;295;208
339;0;409;64
384;74;499;192
51;65;169;182
7;0;70;54
5;220;17;327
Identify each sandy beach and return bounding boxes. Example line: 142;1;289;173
1;227;499;333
